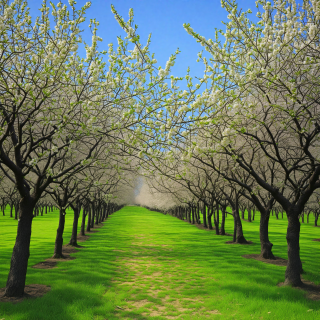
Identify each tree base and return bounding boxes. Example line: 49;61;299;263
51;253;66;259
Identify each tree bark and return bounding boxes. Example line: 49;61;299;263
69;205;79;246
284;213;303;286
233;212;237;242
214;204;220;235
95;202;100;225
81;208;86;236
220;205;226;235
90;203;95;228
52;209;66;259
86;207;91;232
202;203;207;228
14;201;19;220
207;206;213;230
233;205;247;243
259;210;275;259
4;200;34;297
248;208;252;222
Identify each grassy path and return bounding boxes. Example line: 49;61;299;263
101;207;320;320
1;206;320;319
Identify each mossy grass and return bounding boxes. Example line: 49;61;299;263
0;206;320;319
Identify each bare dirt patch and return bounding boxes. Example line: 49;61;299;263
312;238;320;242
77;234;90;242
242;254;288;266
32;242;84;269
0;284;51;303
278;278;320;301
113;240;222;318
32;260;58;269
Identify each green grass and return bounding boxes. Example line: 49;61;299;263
0;206;320;319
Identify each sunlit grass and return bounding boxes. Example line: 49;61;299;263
0;206;320;319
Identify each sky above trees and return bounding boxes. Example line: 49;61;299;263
27;0;259;93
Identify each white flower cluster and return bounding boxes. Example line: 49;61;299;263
220;127;236;147
29;158;38;166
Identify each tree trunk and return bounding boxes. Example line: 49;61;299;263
202;203;207;228
86;207;91;232
233;213;237;242
69;205;79;246
52;209;66;259
214;204;220;235
196;203;201;224
207;206;213;230
81;208;86;236
284;213;303;286
14;201;19;220
4;200;34;297
233;203;247;243
90;203;95;228
259;210;275;259
95;203;100;225
220;205;226;235
248;208;252;222
315;212;319;226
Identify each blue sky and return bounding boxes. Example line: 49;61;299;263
27;0;259;91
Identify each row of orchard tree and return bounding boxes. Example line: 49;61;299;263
0;0;198;297
0;172;133;256
1;0;320;298
135;0;320;289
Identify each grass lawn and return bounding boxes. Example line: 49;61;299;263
0;206;320;319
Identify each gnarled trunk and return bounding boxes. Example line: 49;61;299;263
69;206;79;246
52;209;66;259
234;206;247;243
284;213;303;286
202;203;207;228
220;205;226;235
90;203;95;228
81;208;86;236
207;206;213;230
86;207;91;232
4;199;34;297
259;210;275;259
214;204;220;235
248;208;252;222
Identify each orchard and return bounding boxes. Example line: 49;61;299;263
1;0;320;319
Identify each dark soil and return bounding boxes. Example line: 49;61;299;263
242;254;287;266
278;278;320;301
32;238;85;269
77;234;90;242
226;240;254;245
0;284;51;303
312;238;320;242
32;260;58;269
